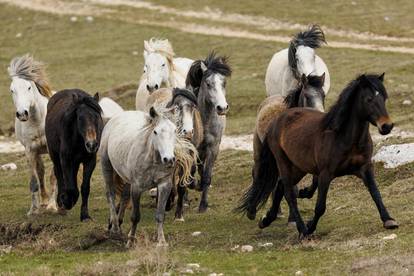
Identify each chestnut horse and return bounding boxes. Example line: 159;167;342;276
237;73;398;238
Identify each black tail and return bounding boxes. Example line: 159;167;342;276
234;138;279;220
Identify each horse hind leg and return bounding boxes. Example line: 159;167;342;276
126;183;143;248
101;154;121;235
26;152;41;216
155;181;173;247
117;179;131;228
174;184;186;222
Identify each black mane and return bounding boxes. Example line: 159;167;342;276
169;88;198;106
65;90;102;120
322;74;387;131
185;51;232;94
288;25;326;79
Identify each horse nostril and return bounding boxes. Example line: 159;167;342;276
24;110;28;116
154;84;159;90
16;112;19;118
163;157;168;163
146;84;151;91
172;157;176;163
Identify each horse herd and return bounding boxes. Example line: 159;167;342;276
7;25;398;247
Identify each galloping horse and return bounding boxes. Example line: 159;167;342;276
265;25;330;98
135;38;193;110
46;89;103;221
238;74;398;238
252;73;325;223
100;107;196;247
8;54;56;215
186;51;232;213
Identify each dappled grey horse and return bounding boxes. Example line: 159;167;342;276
186;51;232;212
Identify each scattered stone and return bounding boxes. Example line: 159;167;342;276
162;273;171;276
186;263;200;270
241;245;253;252
191;231;202;237
402;99;412;106
382;233;397;240
209;273;223;276
295;271;304;276
17;17;22;21
70;16;78;22
16;33;22;38
132;51;139;56
373;143;414;168
351;1;357;5
86;16;94;22
1;163;17;171
258;242;273;248
231;245;240;251
384;16;390;21
0;245;12;255
181;268;194;274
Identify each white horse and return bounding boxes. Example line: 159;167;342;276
8;54;57;215
265;25;330;104
135;38;193;110
100;107;196;247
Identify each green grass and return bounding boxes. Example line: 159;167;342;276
1;1;414;275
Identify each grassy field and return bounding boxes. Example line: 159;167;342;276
1;1;414;275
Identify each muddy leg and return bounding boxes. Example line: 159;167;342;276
126;184;142;248
156;181;173;247
26;152;40;216
175;184;186;221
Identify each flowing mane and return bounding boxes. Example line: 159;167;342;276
8;54;53;98
288;25;326;79
144;38;175;70
169;88;198;107
322;74;387;132
145;106;198;186
185;51;232;93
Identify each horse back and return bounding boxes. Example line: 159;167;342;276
256;95;285;142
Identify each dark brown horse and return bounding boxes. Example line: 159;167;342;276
45;89;103;221
237;73;398;238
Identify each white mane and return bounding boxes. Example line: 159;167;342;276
8;54;52;98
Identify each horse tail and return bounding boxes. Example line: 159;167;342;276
235;136;278;220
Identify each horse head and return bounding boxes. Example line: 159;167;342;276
298;73;326;112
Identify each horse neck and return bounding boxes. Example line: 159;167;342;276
337;105;370;148
197;88;217;124
30;84;48;125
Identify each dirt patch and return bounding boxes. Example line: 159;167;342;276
0;222;63;246
351;254;414;275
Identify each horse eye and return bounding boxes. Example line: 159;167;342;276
154;130;158;135
28;86;31;91
162;63;166;67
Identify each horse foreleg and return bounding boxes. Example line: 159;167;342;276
174;184;186;221
102;155;121;235
80;157;96;221
126;184;142;248
34;153;49;207
46;169;58;212
26;151;40;216
198;148;217;213
360;166;398;229
156;181;172;247
118;182;131;227
59;155;79;210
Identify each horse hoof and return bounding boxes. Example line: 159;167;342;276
46;202;58;212
126;240;135;249
246;211;256;221
287;221;297;228
27;208;39;217
174;217;185;222
57;207;67;216
81;217;93;222
384;219;399;229
149;188;157;198
258;216;268;229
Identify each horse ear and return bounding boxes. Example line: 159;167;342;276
201;61;208;73
301;74;307;86
93;92;99;102
378;72;385;82
149;106;158;119
318;73;326;87
72;93;78;102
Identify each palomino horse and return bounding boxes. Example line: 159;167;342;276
251;73;325;223
238;73;398;238
46;89;103;221
186;51;232;213
100;107;197;247
7;54;57;215
135;38;193;110
265;25;330;100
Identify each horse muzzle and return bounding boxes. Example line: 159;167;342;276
16;110;29;121
162;156;176;167
216;104;229;116
376;116;394;135
85;140;99;153
146;84;159;93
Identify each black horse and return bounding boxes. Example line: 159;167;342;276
45;89;103;221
